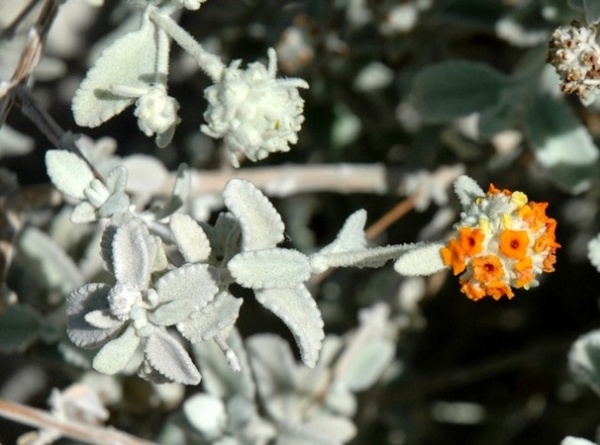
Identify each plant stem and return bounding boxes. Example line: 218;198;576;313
145;5;224;81
0;398;158;445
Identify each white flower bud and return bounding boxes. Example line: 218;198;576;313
108;283;141;320
134;86;181;147
201;48;309;167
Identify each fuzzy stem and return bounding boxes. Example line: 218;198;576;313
0;398;157;445
145;5;224;81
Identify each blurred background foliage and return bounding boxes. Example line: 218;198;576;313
3;0;600;444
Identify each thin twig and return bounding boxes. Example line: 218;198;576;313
0;398;158;445
365;196;416;240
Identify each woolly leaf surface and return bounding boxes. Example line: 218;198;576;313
394;243;447;276
155;263;218;309
337;339;395;391
255;285;323;368
145;329;201;385
453;175;485;208
148;298;196;327
45;150;94;200
93;325;140;375
72;18;169;127
183;394;226;437
310;244;415;274
169;213;211;263
112;219;153;287
318;210;368;254
18;226;84;294
228;248;310;289
223;179;285;251
71;202;97;223
67;283;118;348
177;292;241;343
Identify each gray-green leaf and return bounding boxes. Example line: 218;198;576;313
155;263;218;309
72;17;169;127
223;179;285;251
93;325;141;375
228;248;311;289
523;95;600;194
67;283;118;348
255;285;324;368
45;150;94;200
169;213;211;263
112;219;154;287
0;305;42;353
177;292;242;343
145;329;201;385
412;61;509;123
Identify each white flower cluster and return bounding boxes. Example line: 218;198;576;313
547;21;600;104
201;48;309;167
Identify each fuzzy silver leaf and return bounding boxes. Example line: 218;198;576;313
177;292;242;343
169;213;211;263
318;209;368;254
453;175;485;208
71;202;97;224
144;329;201;385
337;339;395;392
72;18;170;127
84;310;121;330
255;285;324;368
148;298;196;326
67;283;117;348
155;263;219;309
92;326;141;375
45;150;95;200
18;226;84;294
228;248;310;289
394;242;447;276
112;219;154;288
310;244;417;274
223;179;285;251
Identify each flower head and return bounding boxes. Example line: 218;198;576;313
547;21;600;104
134;86;181;148
440;178;560;301
201;48;309;167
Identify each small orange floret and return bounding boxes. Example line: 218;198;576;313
471;255;504;283
514;257;535;288
499;230;530;260
458;227;485;257
440;239;466;275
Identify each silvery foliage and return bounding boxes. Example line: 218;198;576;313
178;304;396;445
71;0;309;163
46;148;412;385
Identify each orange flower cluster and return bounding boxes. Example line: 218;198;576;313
440;184;559;301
